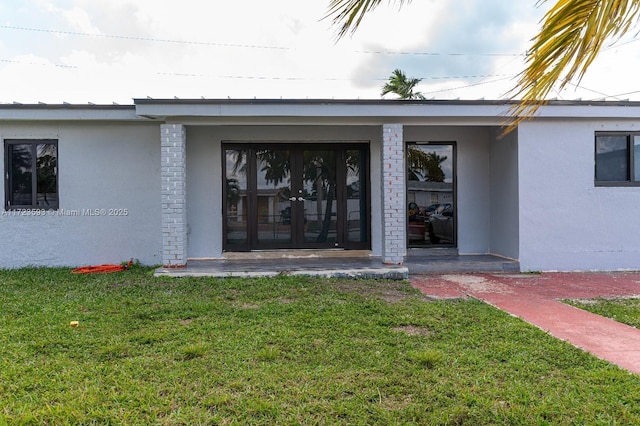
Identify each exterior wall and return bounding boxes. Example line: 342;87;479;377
405;126;492;254
5;100;640;271
185;125;383;259
489;128;519;259
518;120;640;271
185;126;222;258
0;122;161;268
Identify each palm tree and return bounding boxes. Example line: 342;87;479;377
406;146;447;182
326;0;640;122
424;152;447;182
326;0;411;39
509;0;640;122
381;69;426;100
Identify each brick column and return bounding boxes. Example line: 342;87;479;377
161;124;187;267
381;124;406;265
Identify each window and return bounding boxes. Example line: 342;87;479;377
595;133;640;185
406;142;455;248
5;140;58;209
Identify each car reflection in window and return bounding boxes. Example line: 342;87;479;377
428;203;454;244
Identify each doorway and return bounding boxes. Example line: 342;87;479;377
223;143;370;251
406;142;455;248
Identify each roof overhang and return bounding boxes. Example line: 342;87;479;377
0;104;140;121
0;99;639;124
133;98;514;126
133;98;640;126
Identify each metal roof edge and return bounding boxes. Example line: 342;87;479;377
132;98;640;107
0;103;135;110
133;98;514;106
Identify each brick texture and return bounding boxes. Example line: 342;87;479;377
381;124;406;264
161;124;187;267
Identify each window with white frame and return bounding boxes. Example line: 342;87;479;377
595;133;640;185
4;140;58;209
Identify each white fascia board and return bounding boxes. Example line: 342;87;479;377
162;115;514;128
215;102;512;119
134;100;513;124
533;103;640;119
131;99;640;123
0;105;140;121
2;100;639;122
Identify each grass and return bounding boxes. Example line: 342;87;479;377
566;297;640;329
2;268;640;424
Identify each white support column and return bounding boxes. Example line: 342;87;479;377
161;124;187;267
381;124;406;265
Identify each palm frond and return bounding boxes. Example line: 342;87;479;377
508;0;640;127
325;0;412;39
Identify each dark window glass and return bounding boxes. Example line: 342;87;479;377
634;136;640;181
596;135;628;182
5;140;58;209
346;149;367;243
256;148;292;245
36;143;58;208
224;149;248;246
8;144;33;207
407;143;454;247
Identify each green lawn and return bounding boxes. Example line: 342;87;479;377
566;297;640;329
2;267;640;424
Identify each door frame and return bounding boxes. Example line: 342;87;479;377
222;141;371;252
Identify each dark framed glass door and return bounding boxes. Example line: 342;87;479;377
223;143;369;251
406;142;455;248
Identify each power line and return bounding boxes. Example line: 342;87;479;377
0;51;517;95
417;73;513;81
156;71;514;81
0;24;525;57
159;71;519;99
356;49;521;57
0;24;524;98
602;36;640;52
421;76;515;96
0;58;77;69
607;89;640;98
0;25;291;50
565;81;620;100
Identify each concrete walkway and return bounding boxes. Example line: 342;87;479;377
411;272;640;374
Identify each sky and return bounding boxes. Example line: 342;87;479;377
1;0;640;105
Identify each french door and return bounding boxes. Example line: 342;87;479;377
223;143;369;251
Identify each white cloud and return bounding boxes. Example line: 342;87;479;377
0;0;637;103
62;7;100;34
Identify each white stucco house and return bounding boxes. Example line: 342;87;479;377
2;98;640;272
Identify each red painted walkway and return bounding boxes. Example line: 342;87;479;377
411;272;640;374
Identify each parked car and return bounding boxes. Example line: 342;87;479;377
424;203;440;217
428;202;454;244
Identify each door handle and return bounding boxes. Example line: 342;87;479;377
297;197;305;201
288;197;297;201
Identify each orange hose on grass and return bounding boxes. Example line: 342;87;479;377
72;260;133;274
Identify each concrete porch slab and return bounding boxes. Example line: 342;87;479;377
154;250;518;279
406;249;519;275
155;257;409;279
